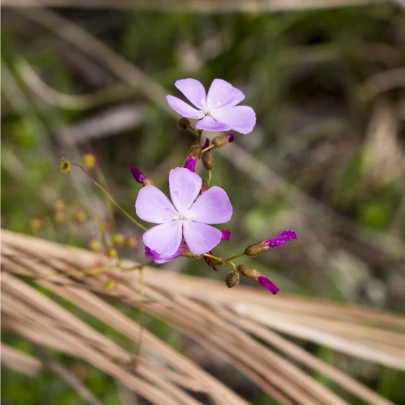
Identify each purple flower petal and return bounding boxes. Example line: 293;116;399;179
213;106;256;134
196;116;231;132
143;221;182;256
175;78;206;109
265;229;297;248
207;79;245;109
169;167;202;211
135;185;176;223
189;186;232;224
166;95;204;119
145;244;183;264
221;230;231;241
183;221;222;254
257;275;279;295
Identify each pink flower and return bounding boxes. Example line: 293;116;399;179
166;78;256;134
135;167;232;255
257;275;279;295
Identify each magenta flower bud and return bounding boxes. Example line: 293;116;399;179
227;133;235;143
130;166;145;184
184;156;197;172
238;264;279;295
245;229;297;257
221;230;231;241
265;229;297;248
257;275;279;295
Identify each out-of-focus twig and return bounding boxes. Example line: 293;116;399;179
16;57;139;110
2;0;384;12
361;68;405;99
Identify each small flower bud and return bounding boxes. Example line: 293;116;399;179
60;158;71;174
244;241;269;257
73;209;87;224
107;247;118;258
237;264;260;280
112;233;125;246
130;166;145;184
54;199;65;211
30;218;44;231
177;117;191;130
202;149;214;170
224;271;240;288
126;236;138;249
221;230;231;241
212;133;235;148
82;153;97;169
89;239;102;252
184;156;197;172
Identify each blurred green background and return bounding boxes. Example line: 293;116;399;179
2;1;405;404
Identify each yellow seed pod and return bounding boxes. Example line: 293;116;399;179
107;247;118;258
60;159;71;174
112;233;125;246
73;209;87;224
88;239;102;252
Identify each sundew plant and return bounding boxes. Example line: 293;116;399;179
62;78;297;294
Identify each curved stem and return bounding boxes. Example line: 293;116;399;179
73;163;148;231
202;144;215;153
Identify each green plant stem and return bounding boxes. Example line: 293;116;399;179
202;144;215;153
73;163;148;231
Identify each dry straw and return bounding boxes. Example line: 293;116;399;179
2;229;404;405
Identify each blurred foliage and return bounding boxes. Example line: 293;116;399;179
2;3;405;404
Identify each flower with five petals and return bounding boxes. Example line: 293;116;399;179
166;78;256;134
135;167;232;256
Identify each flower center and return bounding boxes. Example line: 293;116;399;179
173;206;195;224
201;98;221;116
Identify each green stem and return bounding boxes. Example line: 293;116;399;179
223;252;245;263
73;163;148;231
201;144;215;153
207;169;212;186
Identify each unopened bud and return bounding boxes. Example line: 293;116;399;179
112;233;125;246
126;236;137;249
244;241;269;257
224;271;240;288
237;264;260;280
60;158;71;174
184;156;198;172
202;149;214;170
82;153;97;169
212;133;235;148
89;239;102;252
130;166;145;184
177;117;191;130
